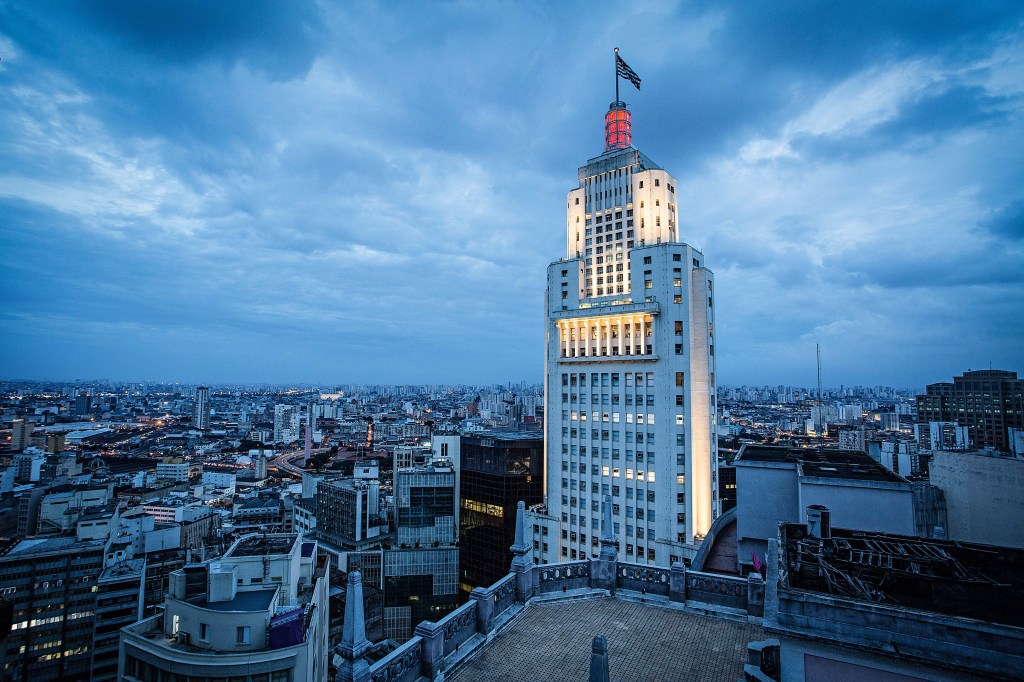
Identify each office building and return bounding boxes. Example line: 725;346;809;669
119;533;329;682
544;95;718;567
90;559;145;681
917;369;1024;452
459;431;544;595
384;461;459;641
0;537;108;681
74;393;92;416
315;476;387;553
192;385;210;430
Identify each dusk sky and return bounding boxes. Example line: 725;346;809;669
2;2;1022;388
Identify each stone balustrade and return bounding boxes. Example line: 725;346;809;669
367;636;422;682
537;561;591;593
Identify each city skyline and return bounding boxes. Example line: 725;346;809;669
2;2;1023;387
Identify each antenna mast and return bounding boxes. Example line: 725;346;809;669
816;343;823;444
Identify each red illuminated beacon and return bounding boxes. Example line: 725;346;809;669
604;101;632;151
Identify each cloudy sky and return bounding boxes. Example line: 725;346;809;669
2;1;1022;388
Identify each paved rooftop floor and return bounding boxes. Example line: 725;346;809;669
450;596;764;682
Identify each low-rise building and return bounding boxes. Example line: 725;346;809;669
731;445;914;573
119;533;329;682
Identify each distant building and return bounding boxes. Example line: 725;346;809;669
192;385;210;430
274;404;299;443
44;432;65;453
917;369;1024;452
458;432;543;596
10;419;32;452
74;393;92;416
717;463;736;513
915;420;969;451
154;459;200;483
866;436;918;478
837;426;865;452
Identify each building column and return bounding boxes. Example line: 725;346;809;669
589;635;610;682
510;501;535;603
617;318;624;356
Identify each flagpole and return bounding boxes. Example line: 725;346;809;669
614;47;620;102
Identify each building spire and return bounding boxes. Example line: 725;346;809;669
336;571;371;681
510;500;532;567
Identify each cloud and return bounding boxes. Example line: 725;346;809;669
1;1;1023;385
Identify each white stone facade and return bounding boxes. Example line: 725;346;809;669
544;140;718;568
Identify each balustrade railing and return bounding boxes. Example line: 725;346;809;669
616;563;671;596
368;636;422;682
492;574;516;617
440;602;478;657
537;561;591;593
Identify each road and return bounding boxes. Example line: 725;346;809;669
268;447;328;478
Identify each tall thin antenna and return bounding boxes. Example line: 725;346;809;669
614;47;620;102
816;343;823;444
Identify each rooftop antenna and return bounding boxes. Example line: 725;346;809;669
816;343;823;446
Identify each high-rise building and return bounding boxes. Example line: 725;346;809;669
458;431;544;596
10;419;32;452
192;385;210;430
74;393;91;416
543;93;718;567
917;370;1024;452
274;404;299;444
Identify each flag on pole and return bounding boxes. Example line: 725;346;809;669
616;54;641;91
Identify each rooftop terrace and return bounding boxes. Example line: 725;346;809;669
225;533;298;558
735;444;906;483
449;595;761;682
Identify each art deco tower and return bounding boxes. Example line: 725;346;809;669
543;90;718;567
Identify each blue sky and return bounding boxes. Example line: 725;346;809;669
1;1;1022;387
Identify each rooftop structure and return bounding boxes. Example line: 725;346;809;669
735;444;905;482
729;445;915;574
754;518;1024;681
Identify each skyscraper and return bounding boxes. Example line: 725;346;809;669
543;83;718;567
917;370;1023;452
192;385;210;430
